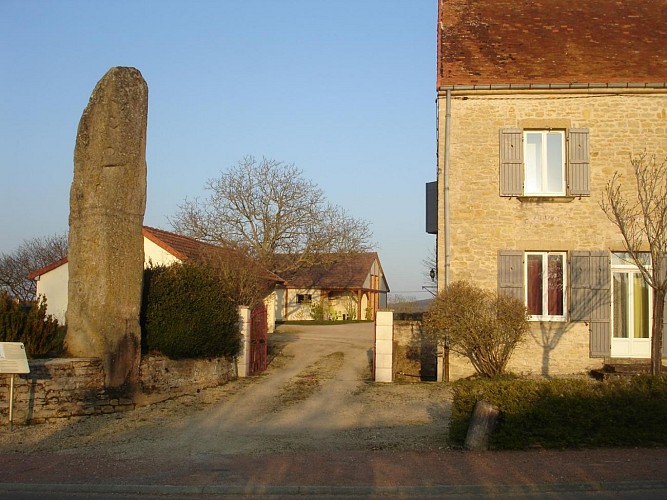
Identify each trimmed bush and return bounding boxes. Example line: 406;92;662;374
424;281;529;377
0;292;62;358
141;263;241;359
449;376;667;449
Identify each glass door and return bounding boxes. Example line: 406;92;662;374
611;253;652;358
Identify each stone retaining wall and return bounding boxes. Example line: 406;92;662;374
139;354;237;397
0;355;237;426
393;320;437;383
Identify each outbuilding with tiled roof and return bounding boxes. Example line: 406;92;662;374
29;227;283;329
275;252;389;322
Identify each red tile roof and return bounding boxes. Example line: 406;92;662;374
29;226;283;284
27;256;68;280
142;226;222;262
438;0;667;88
279;252;387;291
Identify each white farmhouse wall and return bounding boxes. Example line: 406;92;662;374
274;288;286;322
361;294;369;320
275;288;326;321
35;262;69;324
264;291;277;333
36;237;183;324
144;239;181;267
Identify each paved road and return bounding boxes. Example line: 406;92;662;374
1;324;667;498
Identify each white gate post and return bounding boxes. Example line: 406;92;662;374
237;306;251;378
374;311;393;382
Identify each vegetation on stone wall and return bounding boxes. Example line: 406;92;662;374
423;281;529;378
141;263;241;359
449;376;667;449
0;292;63;358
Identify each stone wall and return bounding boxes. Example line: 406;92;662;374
393;319;437;383
139;354;237;397
436;90;667;380
0;355;236;426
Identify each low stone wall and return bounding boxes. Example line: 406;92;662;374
139;354;237;399
0;355;237;426
393;320;437;383
0;358;131;425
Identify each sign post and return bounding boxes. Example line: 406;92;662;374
0;342;30;431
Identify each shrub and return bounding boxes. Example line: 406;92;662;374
0;292;62;358
449;376;667;449
310;300;325;320
141;263;241;359
423;281;529;377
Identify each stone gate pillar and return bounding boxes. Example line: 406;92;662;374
66;67;148;391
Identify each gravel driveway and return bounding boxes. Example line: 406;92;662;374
0;323;452;459
3;325;667;497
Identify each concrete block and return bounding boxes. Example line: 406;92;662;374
375;367;392;383
375;325;393;341
375;311;393;327
375;353;393;369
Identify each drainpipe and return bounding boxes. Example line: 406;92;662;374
441;89;452;382
444;89;451;290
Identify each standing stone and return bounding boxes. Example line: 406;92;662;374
66;67;148;391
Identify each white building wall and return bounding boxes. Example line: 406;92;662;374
144;239;181;267
36;237;183;324
277;288;324;321
264;291;277;333
35;262;69;324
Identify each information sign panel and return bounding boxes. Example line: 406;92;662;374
0;342;30;374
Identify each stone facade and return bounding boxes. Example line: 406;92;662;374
437;89;667;380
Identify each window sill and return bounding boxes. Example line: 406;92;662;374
529;317;568;323
517;196;576;203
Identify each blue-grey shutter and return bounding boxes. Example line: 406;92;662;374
568;128;590;196
589;251;611;357
570;251;591;321
425;181;437;234
498;250;523;300
499;129;523;196
571;251;610;356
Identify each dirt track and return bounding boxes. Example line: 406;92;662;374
0;323;452;458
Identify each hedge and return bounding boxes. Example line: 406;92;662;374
449;376;667;449
141;263;241;359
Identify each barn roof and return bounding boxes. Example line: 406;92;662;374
278;252;388;291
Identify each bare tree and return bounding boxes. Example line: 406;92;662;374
199;245;280;309
422;246;437;288
0;233;68;302
171;156;373;274
601;152;667;375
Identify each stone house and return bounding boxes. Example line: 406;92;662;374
275;252;389;322
29;226;283;332
431;0;667;379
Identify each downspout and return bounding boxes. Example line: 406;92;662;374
444;88;451;290
439;89;452;382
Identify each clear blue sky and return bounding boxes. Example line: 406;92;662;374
0;0;437;299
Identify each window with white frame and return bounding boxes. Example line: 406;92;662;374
524;130;565;196
525;252;566;321
499;128;590;197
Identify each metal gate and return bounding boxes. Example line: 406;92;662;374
248;303;268;375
